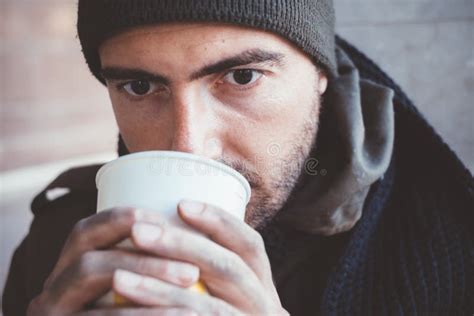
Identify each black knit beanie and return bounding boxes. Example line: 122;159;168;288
77;0;337;84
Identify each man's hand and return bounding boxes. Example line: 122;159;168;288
27;208;199;316
110;200;289;315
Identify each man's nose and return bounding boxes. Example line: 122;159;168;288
169;88;222;158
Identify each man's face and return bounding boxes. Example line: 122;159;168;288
99;23;328;230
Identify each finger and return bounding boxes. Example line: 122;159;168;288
130;222;267;311
75;307;197;316
178;200;272;283
44;250;199;313
113;270;240;315
46;207;164;288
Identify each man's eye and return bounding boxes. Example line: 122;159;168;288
223;69;263;86
122;80;158;96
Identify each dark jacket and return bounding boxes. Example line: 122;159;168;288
3;38;473;316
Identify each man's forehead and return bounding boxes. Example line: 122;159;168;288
98;22;305;82
112;22;243;40
109;22;276;42
101;22;298;60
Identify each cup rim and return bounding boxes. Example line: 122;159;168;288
96;151;251;203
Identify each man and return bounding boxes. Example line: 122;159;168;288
3;1;473;315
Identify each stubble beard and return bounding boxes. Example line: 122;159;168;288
219;91;322;231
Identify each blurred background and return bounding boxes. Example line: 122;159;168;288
1;0;473;309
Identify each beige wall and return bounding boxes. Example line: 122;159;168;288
1;1;118;172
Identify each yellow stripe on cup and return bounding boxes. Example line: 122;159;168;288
112;280;208;306
189;280;207;294
113;292;131;306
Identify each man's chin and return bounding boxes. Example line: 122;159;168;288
244;192;282;232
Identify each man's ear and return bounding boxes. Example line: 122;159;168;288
317;71;328;95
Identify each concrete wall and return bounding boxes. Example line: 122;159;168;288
1;0;472;310
335;0;474;172
1;1;118;172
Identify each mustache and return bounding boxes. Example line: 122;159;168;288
216;157;262;189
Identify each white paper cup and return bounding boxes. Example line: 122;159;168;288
94;151;251;306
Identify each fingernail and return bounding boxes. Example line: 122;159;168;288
176;266;199;284
115;269;142;288
133;208;145;221
133;223;162;245
180;200;205;215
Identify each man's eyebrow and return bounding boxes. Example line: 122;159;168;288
190;48;285;80
100;68;170;85
101;49;285;84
